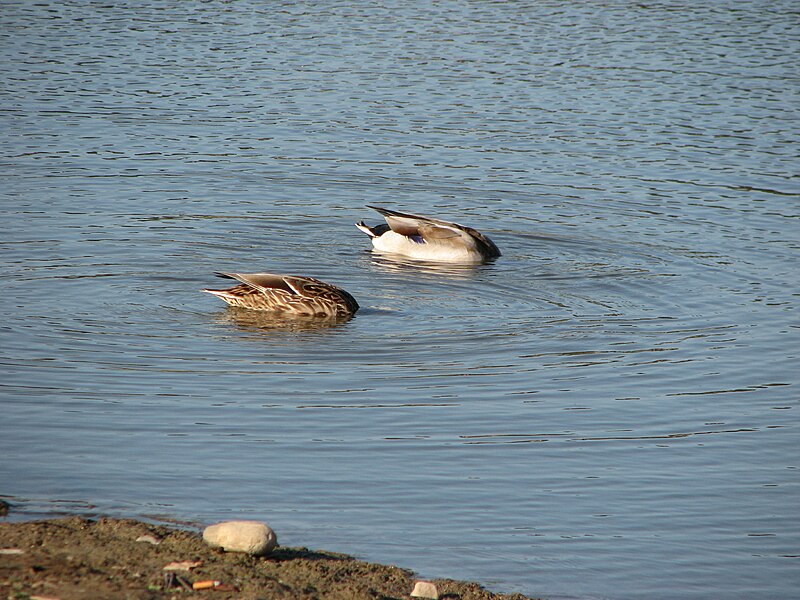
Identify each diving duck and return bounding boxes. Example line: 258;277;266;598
203;272;359;317
356;205;501;263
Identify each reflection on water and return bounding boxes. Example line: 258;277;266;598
367;252;493;278
213;308;355;334
1;1;798;600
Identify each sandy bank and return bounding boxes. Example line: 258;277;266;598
0;516;536;600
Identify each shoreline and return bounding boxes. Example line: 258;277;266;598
0;515;536;600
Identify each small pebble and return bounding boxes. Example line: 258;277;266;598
203;520;277;556
162;560;203;571
410;580;439;599
135;534;161;545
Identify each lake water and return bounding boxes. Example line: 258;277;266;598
1;1;798;598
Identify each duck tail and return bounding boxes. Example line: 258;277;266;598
202;288;234;299
355;221;379;238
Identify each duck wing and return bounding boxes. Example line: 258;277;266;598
367;205;455;238
214;272;295;294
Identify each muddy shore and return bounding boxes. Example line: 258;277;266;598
0;516;536;600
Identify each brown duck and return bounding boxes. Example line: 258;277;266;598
203;272;359;318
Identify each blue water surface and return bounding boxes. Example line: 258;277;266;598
1;2;798;599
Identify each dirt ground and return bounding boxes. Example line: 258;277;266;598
0;517;536;600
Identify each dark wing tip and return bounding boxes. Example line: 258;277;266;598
366;204;391;215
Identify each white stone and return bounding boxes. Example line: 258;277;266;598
410;581;439;599
202;520;277;556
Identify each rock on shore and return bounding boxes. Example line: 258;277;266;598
203;520;277;555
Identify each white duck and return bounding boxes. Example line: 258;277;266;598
356;205;501;263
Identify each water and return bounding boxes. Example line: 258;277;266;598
1;1;798;598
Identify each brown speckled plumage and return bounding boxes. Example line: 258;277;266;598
203;272;359;318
